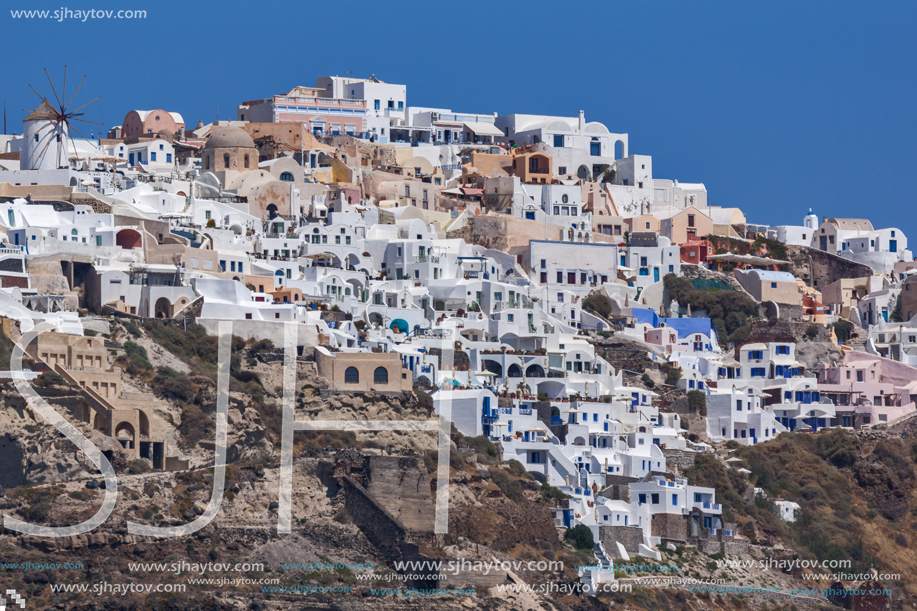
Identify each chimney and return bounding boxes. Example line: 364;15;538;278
578;110;585;131
822;216;827;223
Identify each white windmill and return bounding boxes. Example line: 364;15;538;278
20;67;100;171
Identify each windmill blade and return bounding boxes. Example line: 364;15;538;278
65;75;86;111
28;84;47;104
67;125;81;166
61;66;67;111
69;117;103;125
66;96;99;116
44;69;64;113
65;119;92;146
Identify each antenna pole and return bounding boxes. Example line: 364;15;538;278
3;101;6;135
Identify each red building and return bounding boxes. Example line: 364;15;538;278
680;237;713;265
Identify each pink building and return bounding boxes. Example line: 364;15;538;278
817;352;917;428
238;86;367;138
121;110;185;140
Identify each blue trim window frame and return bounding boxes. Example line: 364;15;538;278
750;367;766;377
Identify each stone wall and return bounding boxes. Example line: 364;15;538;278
598;342;651;374
664;449;697;471
0;258;24;273
362;456;434;533
651;513;687;541
599;525;644;556
343;476;407;562
735;319;832;355
786;245;875;290
598;483;632;502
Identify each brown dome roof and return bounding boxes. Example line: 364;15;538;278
204;126;255;149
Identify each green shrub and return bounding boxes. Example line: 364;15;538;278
465;435;498;459
490;468;525;502
506;459;527;477
583;294;613;319
664;366;681;387
25;491;53;523
564;524;594;550
805;325;819;340
541;482;568;503
152;367;198;403
687;390;707;415
249;338;274;352
128;459;151;474
123;320;142;338
34;370;63;387
833;320;852;343
123;341;152;370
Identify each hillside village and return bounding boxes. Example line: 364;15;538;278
0;72;915;610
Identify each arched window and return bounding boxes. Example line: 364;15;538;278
223;153;230;168
562;194;569;204
244;155;250;169
71;229;78;236
280;171;294;182
374;367;388;384
345;367;359;384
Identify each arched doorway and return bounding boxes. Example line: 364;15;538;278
482;360;503;377
525;364;545;378
154;297;172;318
507;363;522;378
115;421;136;449
116;228;142;249
266;204;278;219
577;165;590;180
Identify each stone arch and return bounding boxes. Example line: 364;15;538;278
507;363;523;378
577;165;590;180
482;359;503;377
115;421;136;449
139;410;151;438
760;301;780;319
154;296;172;318
614;139;626;160
116;228;142;249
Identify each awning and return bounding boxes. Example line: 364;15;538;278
462;121;504;137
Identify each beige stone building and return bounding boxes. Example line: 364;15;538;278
315;347;412;393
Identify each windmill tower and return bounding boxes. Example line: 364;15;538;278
20;68;100;171
22;98;69;170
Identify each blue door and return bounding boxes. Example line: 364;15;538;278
129;153;134;165
890;239;897;252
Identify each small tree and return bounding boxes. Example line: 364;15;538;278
833;320;852;343
687;390;707;416
564;524;595;550
890;295;904;323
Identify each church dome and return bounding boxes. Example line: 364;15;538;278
204;126;255;149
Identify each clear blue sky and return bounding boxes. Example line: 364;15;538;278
3;0;915;235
